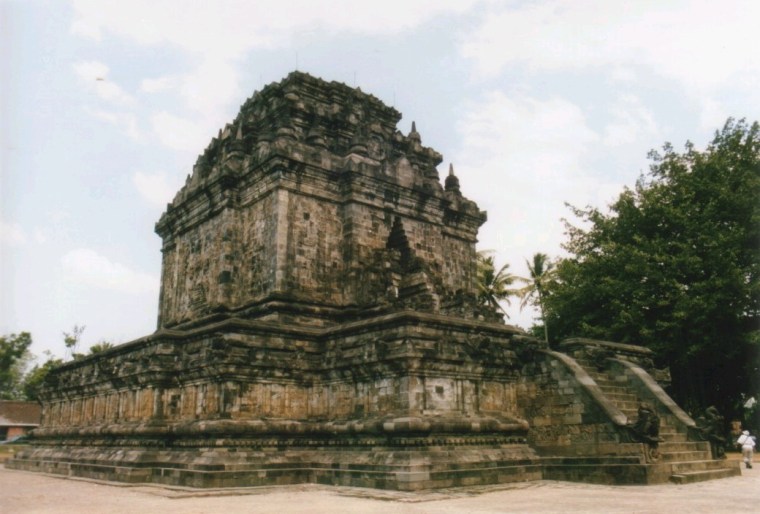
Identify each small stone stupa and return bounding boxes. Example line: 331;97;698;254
10;72;739;489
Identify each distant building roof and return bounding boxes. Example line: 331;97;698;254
0;401;41;427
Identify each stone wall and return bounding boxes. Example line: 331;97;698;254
517;352;625;456
34;313;532;439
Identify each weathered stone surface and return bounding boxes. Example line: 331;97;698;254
154;72;485;329
9;72;739;488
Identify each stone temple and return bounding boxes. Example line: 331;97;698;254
10;72;739;489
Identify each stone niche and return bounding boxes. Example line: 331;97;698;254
9;72;739;489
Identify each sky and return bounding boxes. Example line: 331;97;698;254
2;0;760;361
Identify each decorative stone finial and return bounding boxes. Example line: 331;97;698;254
409;121;421;142
228;123;246;155
445;163;460;193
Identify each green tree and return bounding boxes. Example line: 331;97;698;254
518;253;557;342
0;332;33;399
476;250;518;317
88;341;114;354
545;119;760;417
21;326;111;401
22;352;64;401
63;324;85;360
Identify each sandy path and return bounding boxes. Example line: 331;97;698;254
2;457;757;514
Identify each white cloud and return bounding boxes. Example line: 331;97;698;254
454;91;620;325
0;220;27;246
68;0;484;160
179;59;241;119
456;91;605;236
73;60;136;105
608;66;638;84
132;171;182;207
602;94;659;147
141;63;237;134
140;76;177;93
72;60;109;80
70;15;102;40
85;108;143;141
61;248;158;295
460;0;760;98
70;0;480;119
458;91;598;182
696;97;729;132
71;0;480;54
150;111;210;153
33;228;48;244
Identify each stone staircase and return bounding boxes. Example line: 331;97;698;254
580;361;740;484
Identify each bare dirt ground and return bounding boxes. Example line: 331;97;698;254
2;454;757;514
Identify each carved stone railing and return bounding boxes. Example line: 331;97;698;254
550;338;682;462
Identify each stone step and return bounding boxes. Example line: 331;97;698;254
609;400;640;411
670;459;732;473
599;388;632;398
594;385;635;396
600;392;639;402
659;450;712;462
659;441;709;452
670;466;741;484
586;370;624;380
573;359;717;466
617;418;687;440
596;376;626;384
590;376;627;386
616;409;684;423
659;433;688;443
658;423;686;432
659;434;685;443
571;358;731;483
595;385;637;396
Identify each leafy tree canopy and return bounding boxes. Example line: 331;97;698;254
22;354;64;401
476;250;518;317
0;324;111;401
63;324;85;360
88;341;114;355
0;332;33;400
545;119;760;418
517;253;557;342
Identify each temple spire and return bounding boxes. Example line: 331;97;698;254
445;162;460;193
408;121;421;142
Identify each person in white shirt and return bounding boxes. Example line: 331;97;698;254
737;430;756;469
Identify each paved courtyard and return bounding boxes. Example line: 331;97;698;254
1;454;757;514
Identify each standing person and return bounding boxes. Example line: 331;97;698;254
737;430;756;469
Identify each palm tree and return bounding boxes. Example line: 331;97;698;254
476;251;518;317
518;253;556;342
